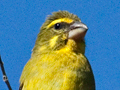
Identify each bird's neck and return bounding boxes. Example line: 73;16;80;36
32;39;85;57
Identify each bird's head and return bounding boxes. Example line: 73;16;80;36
32;11;88;55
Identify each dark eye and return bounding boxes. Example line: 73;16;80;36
54;23;61;30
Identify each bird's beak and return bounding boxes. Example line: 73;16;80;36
68;21;88;41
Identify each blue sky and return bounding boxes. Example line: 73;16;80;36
0;0;120;90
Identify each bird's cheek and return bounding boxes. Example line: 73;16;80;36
49;36;59;48
62;34;68;40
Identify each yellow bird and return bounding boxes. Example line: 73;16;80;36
19;11;95;90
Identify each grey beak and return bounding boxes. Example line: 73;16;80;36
70;21;88;30
68;21;88;40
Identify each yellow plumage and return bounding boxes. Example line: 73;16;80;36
19;11;95;90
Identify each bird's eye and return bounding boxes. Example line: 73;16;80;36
54;23;61;30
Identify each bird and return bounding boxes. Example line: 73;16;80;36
19;11;95;90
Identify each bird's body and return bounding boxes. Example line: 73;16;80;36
19;11;95;90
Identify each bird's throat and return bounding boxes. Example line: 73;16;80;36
57;39;85;54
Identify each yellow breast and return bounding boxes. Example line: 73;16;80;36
20;47;91;90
